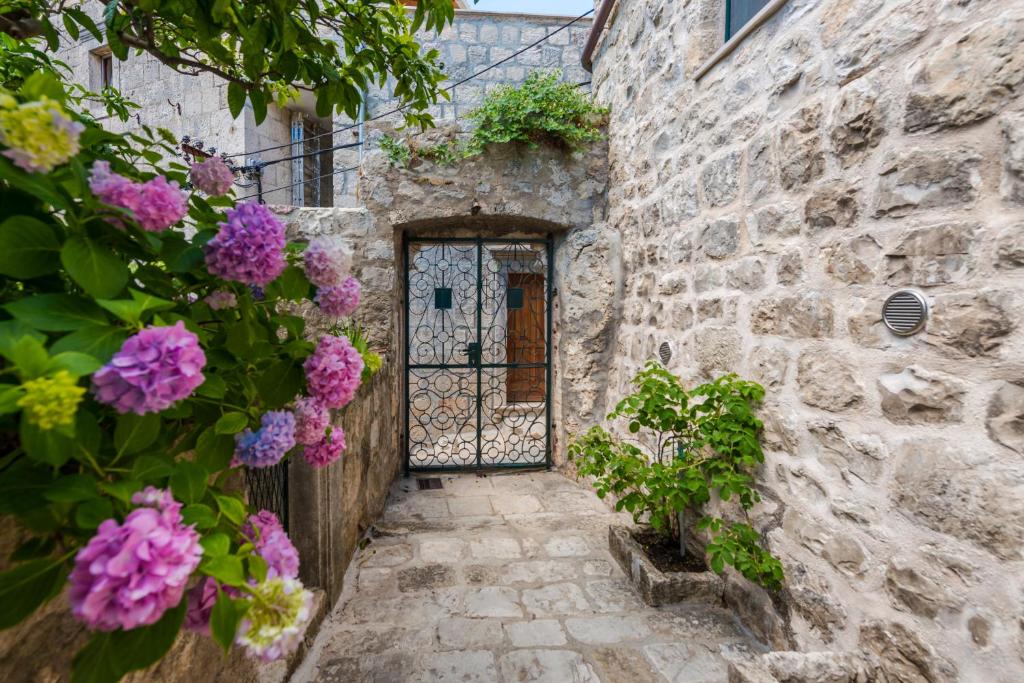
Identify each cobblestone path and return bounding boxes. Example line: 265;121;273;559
294;471;765;682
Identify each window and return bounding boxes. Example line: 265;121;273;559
90;48;114;91
725;0;771;40
100;54;113;89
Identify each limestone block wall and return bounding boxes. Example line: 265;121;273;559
57;9;592;208
589;0;1024;679
358;123;614;466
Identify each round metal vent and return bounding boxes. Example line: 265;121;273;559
882;290;928;336
658;341;673;365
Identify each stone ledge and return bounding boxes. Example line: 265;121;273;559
607;525;723;607
727;651;884;683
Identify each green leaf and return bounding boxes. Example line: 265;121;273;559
209;590;246;652
201;532;231;557
130;455;176;482
195;427;235;472
8;335;49;378
61;237;129;299
170;461;207;504
0;385;24;415
97;479;142;504
201;554;246;587
71;599;186;683
5;294;107;331
0;321;46;360
75;497;114;530
0;557;67;629
46;352;102;377
214;493;246;526
44;475;98;503
181;503;218;529
50;326;129;363
195;374;226;399
95;289;176;325
0;216;61;279
227;82;246;118
255;360;303;409
215;412;249;435
114;413;160;456
20;416;73;467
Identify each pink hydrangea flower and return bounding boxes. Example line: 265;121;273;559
69;488;202;631
204;202;287;286
91;321;206;415
184;576;218;635
204;290;237;310
89;161;188;232
190;156;234;196
242;511;300;580
302;239;351;288
234;411;296;468
303;428;346;468
293;396;329;446
303;335;364;409
315;277;360;319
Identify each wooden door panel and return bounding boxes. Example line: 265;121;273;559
506;273;545;403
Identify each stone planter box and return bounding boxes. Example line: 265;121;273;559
608;525;724;607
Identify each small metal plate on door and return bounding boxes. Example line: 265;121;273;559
507;287;524;310
434;287;452;310
882;290;928;336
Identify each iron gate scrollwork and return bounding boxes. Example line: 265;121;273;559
404;235;553;471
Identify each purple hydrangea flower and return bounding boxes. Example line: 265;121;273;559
242;511;300;580
234;411;296;468
89;161;188;232
91;321;206;415
293;396;329;446
184;576;218;635
69;488;202;631
204;290;237;310
190;156;234;196
204;202;287;286
303;428;346;469
303;335;364;410
314;277;360;319
302;239;351;288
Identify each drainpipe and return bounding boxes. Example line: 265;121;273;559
581;0;615;73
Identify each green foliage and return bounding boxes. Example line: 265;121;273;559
464;70;607;155
378;134;411;168
0;13;398;673
568;362;784;590
3;0;458;127
418;141;461;166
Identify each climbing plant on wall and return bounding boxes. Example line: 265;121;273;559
569;362;785;590
377;69;609;167
0;1;452;680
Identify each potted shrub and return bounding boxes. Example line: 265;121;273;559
569;361;783;605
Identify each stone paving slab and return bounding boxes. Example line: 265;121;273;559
294;471;766;682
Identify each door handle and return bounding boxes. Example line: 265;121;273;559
461;342;481;366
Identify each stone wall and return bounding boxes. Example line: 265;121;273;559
276;206;402;604
589;0;1024;679
358;122;613;466
58;9;592;207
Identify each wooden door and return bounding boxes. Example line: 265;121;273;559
506;273;545;403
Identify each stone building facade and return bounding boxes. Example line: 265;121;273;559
585;0;1024;680
58;9;592;206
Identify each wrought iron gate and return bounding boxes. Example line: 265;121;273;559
404;235;552;471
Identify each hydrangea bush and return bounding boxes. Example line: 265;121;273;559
0;68;380;682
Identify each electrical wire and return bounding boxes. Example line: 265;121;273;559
249;79;595;198
238;164;360;201
222;8;595;161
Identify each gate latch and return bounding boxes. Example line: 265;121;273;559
462;342;481;366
